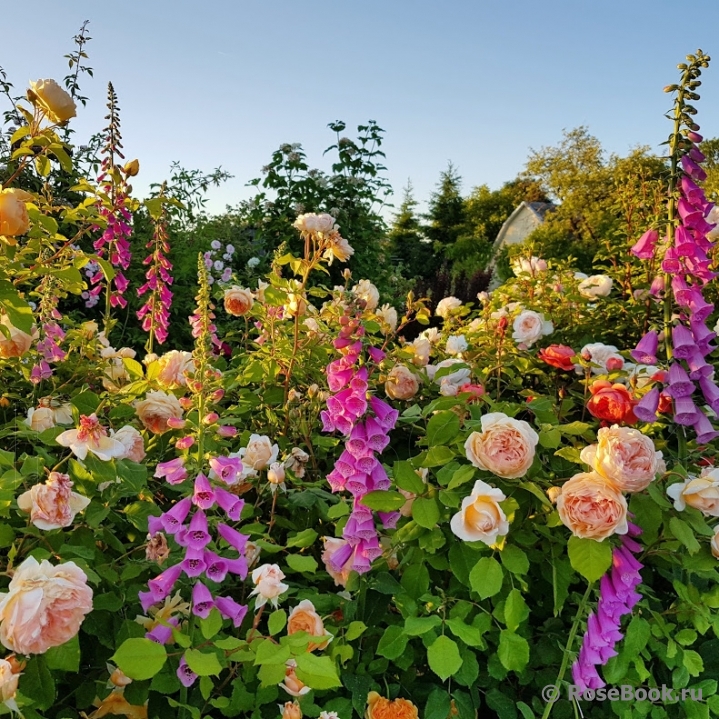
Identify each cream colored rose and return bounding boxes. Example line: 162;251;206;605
249;563;288;608
287;599;332;651
352;280;380;311
511;310;553;348
667;472;719;517
224;286;254;316
385;365;420;400
0;657;20;712
464;412;539;479
113;425;146;463
426;358;470;390
580;425;662;493
29;79;77;123
0;315;34;358
435;296;462;319
410;337;431;367
579;343;624;375
53;402;74;425
376;304;398;332
0;189;31;237
556;471;628;541
25;406;55;433
17;472;90;531
446;334;468;355
324;233;354;264
240;434;279;475
712;526;719;559
450;480;509;545
134;390;184;434
578;275;613;299
284;292;308;317
0;556;93;654
156;350;195;388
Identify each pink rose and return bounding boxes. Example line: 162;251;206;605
56;414;126;461
17;472;90;530
464;412;538;479
556;471;628;541
156;350;195;389
113;425;146;463
580;425;662;493
450;480;509;545
0;556;93;654
385;365;420;400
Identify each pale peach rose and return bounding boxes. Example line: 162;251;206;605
366;691;419;719
409;337;431;367
321;537;352;587
287;599;332;651
249;563;288;608
267;462;287;492
580;425;662;493
464;412;539;479
29;79;77;123
17;472;90;530
376;304;398;332
293;212;337;234
156;350;194;389
0;556;93;654
323;232;354;264
450;479;509;545
435;296;462;319
280;659;310;697
711;526;719;559
578;275;613;299
134;391;184;435
556;471;628;541
0;189;32;237
667;472;719;517
579;343;624;375
512;310;553;348
0;656;21;712
281;701;302;719
352;280;380;311
240;434;279;476
25;406;56;433
0;315;34;358
224;286;254;316
113;425;146;463
385;365;420;400
53;402;74;425
56;414;126;461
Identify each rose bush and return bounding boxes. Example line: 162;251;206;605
0;50;717;719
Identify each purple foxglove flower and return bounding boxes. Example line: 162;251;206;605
215;596;248;627
146;617;179;644
344;507;378;543
177;656;197;687
649;275;665;297
203;550;229;583
630;331;658;365
320;410;336;433
672;324;697;359
666;363;694;398
345;472;370;497
681;154;707;182
364;417;390;452
208;456;244;486
186;511;211;550
688;131;703;143
673;395;698;425
327;468;347;492
690;318;716;348
692;412;719;444
214;488;244;520
327;366;355;392
674;225;696;257
193;473;215;509
699;376;719;406
217;523;248;553
138;590;157;613
355;454;378;475
661;247;682;274
630;229;658;259
334;413;354;436
379;511;399;529
688;293;714;323
634;387;660;423
369;396;399;431
335;451;358;477
224;556;248;579
689;145;706;163
147;563;183;603
367;346;386;363
155;457;188;485
346;423;368;457
370;462;390;490
192;582;215;618
148;514;164;536
181;546;207;577
686;349;713;379
681;176;704;204
328;539;354;573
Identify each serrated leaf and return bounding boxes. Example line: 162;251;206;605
360;490;406;512
184;649;223;676
669;517;701;554
427;635;462;681
567;536;612;582
412;497;440;528
469;556;503;599
427;411;460;445
497;630;529;672
112;638;167;680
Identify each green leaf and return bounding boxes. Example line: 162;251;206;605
0;524;14;548
500;545;530;575
497;630;529;672
345;621;367;641
567;536;612;582
401;563;430;597
683;650;704;677
669;517;701;554
200;608;223;639
404;615;442;636
412;497;440;528
503;589;529;632
469;556;503;599
539;427;561;449
554;447;583;464
96;257;116;283
20;657;55;710
427;635;462;681
70;391;101;416
35;154;51;176
447;465;476;490
360;490;406;512
394;461;426;494
425;689;452;719
427;411;461;445
285;554;318;573
268;609;287;636
376;625;408;659
423;446;456;467
445;618;484;647
0;281;34;334
112;638;167;680
294;653;341;690
286;528;318;548
254;640;292;665
184;649;223;676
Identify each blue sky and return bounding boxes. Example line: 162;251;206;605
3;0;719;216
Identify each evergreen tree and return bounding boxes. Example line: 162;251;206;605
387;181;434;279
425;162;466;253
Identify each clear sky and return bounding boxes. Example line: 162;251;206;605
3;0;719;216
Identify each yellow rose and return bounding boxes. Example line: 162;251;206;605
366;692;418;719
0;189;31;238
29;79;77;124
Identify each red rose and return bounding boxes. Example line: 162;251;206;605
538;344;576;371
586;380;637;424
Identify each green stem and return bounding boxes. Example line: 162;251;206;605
541;582;594;719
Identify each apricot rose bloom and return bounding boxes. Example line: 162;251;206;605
580;425;663;493
240;434;279;475
464;412;539;479
224;286;254;316
281;701;302;719
556;471;628;541
0;314;34;358
666;471;719;517
287;599;332;651
365;691;419;719
29;79;77;123
156;350;195;389
586;380;637;424
0;657;21;712
280;660;310;697
0;188;32;237
17;472;90;531
249;563;288;608
385;365;420;400
0;556;93;654
450;480;509;545
134;390;184;434
25;406;56;433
